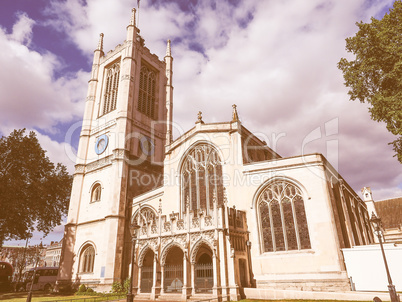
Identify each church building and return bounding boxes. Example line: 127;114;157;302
57;9;375;300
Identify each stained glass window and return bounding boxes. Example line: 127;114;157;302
258;181;311;252
181;144;223;213
80;245;95;273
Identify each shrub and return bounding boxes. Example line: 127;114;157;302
76;286;98;296
110;278;130;294
123;278;131;294
111;281;124;293
58;283;74;294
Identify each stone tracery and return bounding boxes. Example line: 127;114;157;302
138;245;156;267
190;237;215;264
181;143;224;214
258;180;311;252
160;241;185;267
133;206;157;227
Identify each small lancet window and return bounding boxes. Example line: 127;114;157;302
102;62;120;115
258;181;311;252
80;245;95;273
91;183;102;203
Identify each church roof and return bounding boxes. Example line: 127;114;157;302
375;196;402;229
167;108;280;162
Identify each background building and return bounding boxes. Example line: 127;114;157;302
342;191;402;292
0;244;46;281
375;196;402;243
44;240;63;267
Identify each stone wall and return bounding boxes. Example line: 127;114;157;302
342;244;402;291
256;278;351;292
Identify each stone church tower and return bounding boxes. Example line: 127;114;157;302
57;9;172;291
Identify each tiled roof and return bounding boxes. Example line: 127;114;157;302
375;197;402;229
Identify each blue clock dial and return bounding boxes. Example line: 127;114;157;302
140;136;154;156
95;134;108;155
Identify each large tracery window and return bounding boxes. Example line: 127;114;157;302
258;181;311;252
102;63;120;115
80;245;95;273
181;144;224;213
138;66;157;119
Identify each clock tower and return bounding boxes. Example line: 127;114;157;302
57;8;173;291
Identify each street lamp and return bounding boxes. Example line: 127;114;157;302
126;220;141;302
370;213;400;302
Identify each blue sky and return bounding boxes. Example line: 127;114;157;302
2;0;400;246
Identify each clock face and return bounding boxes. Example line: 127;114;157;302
95;134;108;155
140;136;154;156
97;139;106;150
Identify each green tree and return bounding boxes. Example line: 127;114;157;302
338;1;402;162
0;129;72;246
0;244;39;284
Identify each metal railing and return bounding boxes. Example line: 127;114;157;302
164;264;183;293
192;295;230;302
44;294;126;302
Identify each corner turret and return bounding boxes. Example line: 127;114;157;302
361;187;377;216
97;33;104;54
91;33;104;80
126;8;139;42
165;39;173;145
232;104;239;122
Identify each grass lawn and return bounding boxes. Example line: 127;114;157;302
240;300;373;302
0;295;376;302
0;291;125;302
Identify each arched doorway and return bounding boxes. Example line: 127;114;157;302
164;246;183;293
195;246;213;293
140;249;154;293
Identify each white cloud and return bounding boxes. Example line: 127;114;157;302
9;12;36;45
0;14;88;135
35;131;76;174
374;185;402;201
0;10;90;185
44;0;132;56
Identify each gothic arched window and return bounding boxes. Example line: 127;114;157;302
134;207;157;227
138;66;157;119
102;63;120;115
80;245;95;273
258;181;311;252
133;206;158;235
181;143;224;213
91;183;101;203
